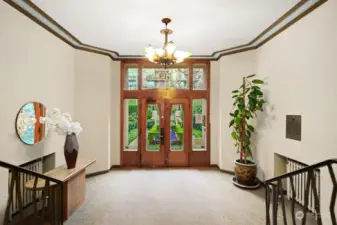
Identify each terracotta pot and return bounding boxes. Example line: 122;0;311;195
234;159;257;186
64;133;79;169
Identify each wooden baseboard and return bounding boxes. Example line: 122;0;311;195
85;165;121;178
219;169;235;175
86;170;110;178
86;164;237;177
110;165;121;169
210;164;219;169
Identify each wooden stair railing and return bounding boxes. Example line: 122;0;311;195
0;160;64;225
264;159;337;225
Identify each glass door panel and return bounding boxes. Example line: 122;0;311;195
170;104;184;151
140;99;165;167
165;99;189;167
146;104;160;151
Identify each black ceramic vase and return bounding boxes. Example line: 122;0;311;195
64;133;79;169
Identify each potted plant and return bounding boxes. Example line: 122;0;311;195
229;74;266;188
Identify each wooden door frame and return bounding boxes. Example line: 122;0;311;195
120;59;211;167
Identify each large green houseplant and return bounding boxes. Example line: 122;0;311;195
229;74;265;187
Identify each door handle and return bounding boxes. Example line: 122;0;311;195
160;128;164;144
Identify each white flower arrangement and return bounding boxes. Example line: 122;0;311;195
17;111;37;137
40;108;83;136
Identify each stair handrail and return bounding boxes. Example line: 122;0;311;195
264;158;337;225
264;158;337;184
0;160;64;225
0;160;63;184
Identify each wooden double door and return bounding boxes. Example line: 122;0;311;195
140;98;190;167
122;96;210;167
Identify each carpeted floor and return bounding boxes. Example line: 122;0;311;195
64;169;316;225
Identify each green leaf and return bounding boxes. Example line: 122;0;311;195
246;137;251;145
246;146;253;158
252;79;264;84
248;125;255;132
246;111;253;118
232;90;239;93
234;110;239;117
238;97;244;105
246;74;256;78
255;90;263;96
232;95;238;98
238;104;244;111
235;117;241;125
231;131;239;140
230;113;235;117
247;130;251;138
229;119;234;127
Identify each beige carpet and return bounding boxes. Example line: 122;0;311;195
64;169;316;225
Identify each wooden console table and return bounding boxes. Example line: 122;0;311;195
25;158;96;220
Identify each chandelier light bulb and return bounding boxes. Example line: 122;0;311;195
166;42;176;55
155;48;165;57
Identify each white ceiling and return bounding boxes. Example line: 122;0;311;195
31;0;300;56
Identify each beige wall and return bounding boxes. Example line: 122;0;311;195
217;51;257;171
256;0;337;179
74;50;120;174
109;61;121;166
215;0;337;223
256;0;337;223
0;0;75;219
210;61;220;165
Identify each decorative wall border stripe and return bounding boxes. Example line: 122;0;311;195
4;0;327;61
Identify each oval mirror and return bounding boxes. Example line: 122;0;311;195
15;102;48;145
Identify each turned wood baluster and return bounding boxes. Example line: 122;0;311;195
272;184;279;225
33;176;38;218
289;176;297;225
278;180;287;225
310;172;322;225
301;170;312;225
15;172;24;219
266;184;271;225
50;186;55;225
327;164;337;225
41;179;50;224
3;171;16;225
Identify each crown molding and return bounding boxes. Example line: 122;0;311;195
4;0;327;61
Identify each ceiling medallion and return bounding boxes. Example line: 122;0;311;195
145;18;191;69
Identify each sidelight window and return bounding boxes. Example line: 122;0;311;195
192;99;207;151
